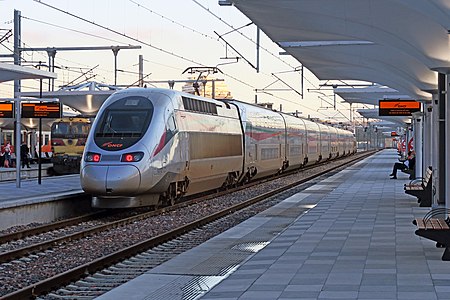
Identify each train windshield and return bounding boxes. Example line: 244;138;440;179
94;96;153;151
51;122;91;138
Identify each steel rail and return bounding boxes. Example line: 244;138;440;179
0;210;108;244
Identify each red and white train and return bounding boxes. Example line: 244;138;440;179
81;88;356;208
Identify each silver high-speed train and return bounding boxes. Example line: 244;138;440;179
81;88;356;208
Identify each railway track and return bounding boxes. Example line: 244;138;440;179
0;151;374;299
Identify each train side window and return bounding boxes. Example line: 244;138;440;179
167;114;176;131
164;113;177;143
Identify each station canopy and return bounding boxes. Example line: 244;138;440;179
19;81;119;116
334;86;411;106
0;63;57;130
357;108;410;127
227;0;450;121
0;63;56;83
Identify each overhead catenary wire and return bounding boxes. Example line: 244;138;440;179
190;0;356;112
31;1;257;90
33;0;208;67
21;16;130;45
191;0;298;70
30;0;351;120
128;0;218;41
190;0;352;112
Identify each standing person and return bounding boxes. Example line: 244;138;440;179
0;143;4;168
3;141;11;168
20;141;31;168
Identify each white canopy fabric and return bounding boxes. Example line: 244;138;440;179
19;82;119;116
334;86;410;106
0;63;56;82
357;108;410;126
230;0;450;107
19;90;114;116
0;63;57;130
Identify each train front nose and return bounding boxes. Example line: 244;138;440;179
81;165;141;195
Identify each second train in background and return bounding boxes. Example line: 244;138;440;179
51;117;91;174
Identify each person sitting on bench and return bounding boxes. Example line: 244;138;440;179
390;150;415;179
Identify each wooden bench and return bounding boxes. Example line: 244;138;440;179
413;208;450;261
404;166;432;207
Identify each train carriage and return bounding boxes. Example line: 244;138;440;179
228;100;287;181
175;95;243;194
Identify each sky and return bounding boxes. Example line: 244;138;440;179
0;0;365;123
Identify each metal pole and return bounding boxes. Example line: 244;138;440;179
138;54;143;87
112;48;120;86
423;104;432;169
14;10;21;188
446;75;450;213
438;73;446;205
38;117;42;185
432;92;439;206
256;27;260;73
38;79;43;184
13;10;21;94
301;65;304;99
47;50;56;91
412;112;423;179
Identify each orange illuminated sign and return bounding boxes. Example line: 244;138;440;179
379;100;420;116
0;102;14;118
21;102;61;118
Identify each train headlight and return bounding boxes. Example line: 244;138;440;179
121;152;144;162
85;152;101;162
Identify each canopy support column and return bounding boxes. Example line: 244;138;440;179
431;91;440;206
412;112;423;178
446;75;450;212
422;103;433;170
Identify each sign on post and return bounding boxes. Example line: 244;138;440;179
21;102;61;118
0;102;14;118
379;100;421;116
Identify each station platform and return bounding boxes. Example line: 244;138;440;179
0;163;53;182
97;149;447;300
0;168;86;230
0;171;82;208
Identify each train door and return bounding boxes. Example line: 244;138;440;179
283;114;305;170
280;114;288;170
304;120;320;164
246;121;257;164
337;129;345;156
163;103;179;169
330;127;338;158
